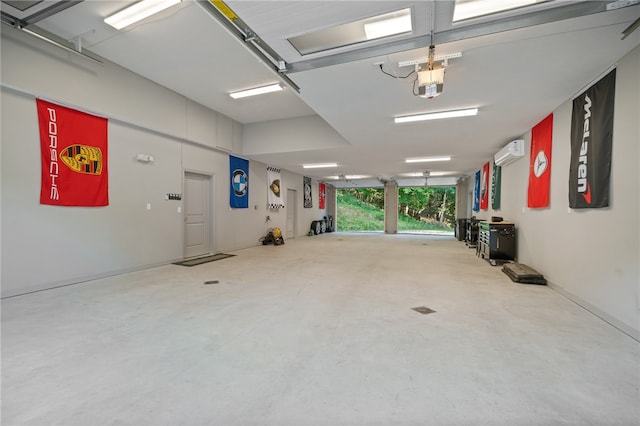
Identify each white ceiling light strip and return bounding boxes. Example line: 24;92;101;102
405;157;451;163
229;83;283;99
395;108;478;124
303;163;338;169
104;0;182;30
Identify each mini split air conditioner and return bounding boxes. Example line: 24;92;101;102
494;139;524;166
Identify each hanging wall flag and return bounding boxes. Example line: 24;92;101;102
37;99;108;207
319;182;326;209
480;161;490;210
267;166;284;209
491;162;501;210
229;155;249;208
569;69;616;209
528;113;554;208
303;176;312;208
473;170;480;212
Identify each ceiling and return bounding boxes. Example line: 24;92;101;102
2;0;639;188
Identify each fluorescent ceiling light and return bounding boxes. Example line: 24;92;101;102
302;163;338;169
229;83;283;99
405;157;451;163
453;0;541;22
104;0;182;30
364;9;412;40
326;175;370;180
395;108;478;124
401;171;453;177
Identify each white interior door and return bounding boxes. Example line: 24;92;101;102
286;189;296;239
184;172;211;258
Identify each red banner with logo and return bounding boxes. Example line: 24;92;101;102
527;113;553;208
37;99;108;206
318;182;326;209
480;161;489;210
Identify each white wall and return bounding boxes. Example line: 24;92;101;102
458;45;639;339
1;27;325;297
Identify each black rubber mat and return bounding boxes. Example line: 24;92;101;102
173;254;235;267
502;262;547;285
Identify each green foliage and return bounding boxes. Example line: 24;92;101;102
337;187;455;232
398;186;456;226
337;190;384;231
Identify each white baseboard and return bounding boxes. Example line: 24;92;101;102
547;281;640;342
1;259;183;299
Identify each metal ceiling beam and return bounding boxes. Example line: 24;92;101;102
197;0;300;93
7;0;83;28
285;1;633;74
1;11;19;26
621;16;640;39
0;17;103;64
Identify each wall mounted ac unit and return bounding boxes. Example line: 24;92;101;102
494;139;524;166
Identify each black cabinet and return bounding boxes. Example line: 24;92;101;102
455;218;468;241
477;222;516;265
466;218;483;247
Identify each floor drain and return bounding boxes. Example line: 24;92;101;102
204;280;219;285
412;306;436;315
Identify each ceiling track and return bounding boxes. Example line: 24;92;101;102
1;0;102;63
621;16;640;39
285;1;634;74
4;0;83;28
196;0;300;93
1;17;103;64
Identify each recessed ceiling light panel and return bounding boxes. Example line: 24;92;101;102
453;0;543;22
289;8;412;55
363;9;412;40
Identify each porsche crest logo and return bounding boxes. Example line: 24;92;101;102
60;144;103;175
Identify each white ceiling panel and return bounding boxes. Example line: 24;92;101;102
6;0;639;183
35;1;315;123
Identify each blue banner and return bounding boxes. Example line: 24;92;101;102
230;155;249;208
473;170;480;212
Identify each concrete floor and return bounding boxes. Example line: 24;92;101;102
2;233;639;425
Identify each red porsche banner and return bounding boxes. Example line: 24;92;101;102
480;161;489;210
527;113;553;208
319;182;326;209
37;99;108;206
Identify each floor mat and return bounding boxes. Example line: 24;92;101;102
173;253;235;267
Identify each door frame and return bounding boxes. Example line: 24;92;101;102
183;170;216;259
286;188;297;239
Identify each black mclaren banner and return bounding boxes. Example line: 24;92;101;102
491;162;501;210
569;69;616;208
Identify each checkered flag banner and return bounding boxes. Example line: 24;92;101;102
267;166;284;209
